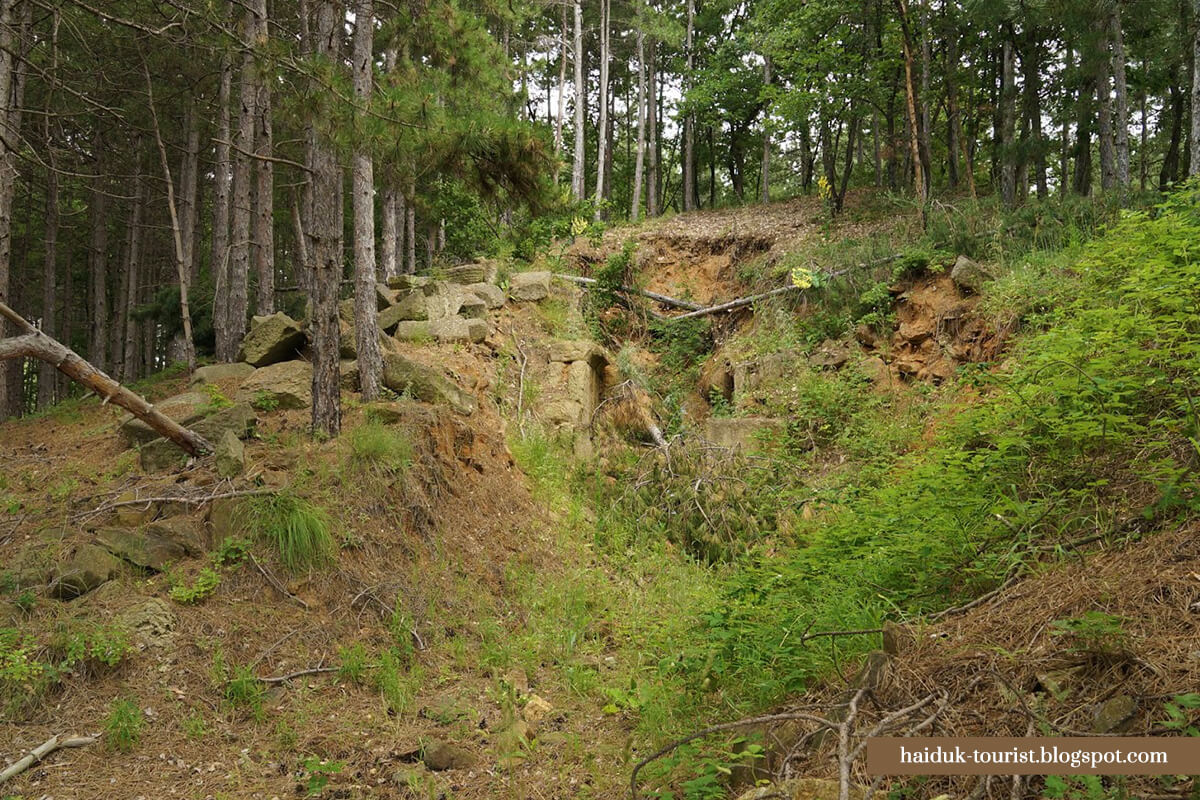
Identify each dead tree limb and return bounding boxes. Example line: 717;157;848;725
0;734;98;784
555;273;705;310
0;301;212;456
665;284;803;321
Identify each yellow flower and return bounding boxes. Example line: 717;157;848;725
790;267;814;290
570;216;589;237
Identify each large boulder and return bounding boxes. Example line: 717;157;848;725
465;282;505;310
442;263;486;284
49;545;125;599
509;271;552;301
214;430;245;478
393;321;432;342
382;353;476;416
379;292;429;330
703;417;787;452
139;438;190;473
238;312;306;367
457;295;488;320
188;362;255;387
339;359;360;391
118;391;211;446
95;519;202;572
386;274;430;292
428;316;488;344
191;403;257;442
237;360;313;410
949;255;992;294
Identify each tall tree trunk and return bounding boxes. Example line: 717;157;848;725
760;55;772;203
1000;33;1018;207
1110;5;1129;192
1097;17;1117;191
682;0;697;212
646;38;659;217
1073;55;1094;196
1161;81;1185;187
38;135;59;409
945;19;959;189
180;102;201;283
121;160;144;382
917;0;932;191
309;1;343;437
353;0;382;401
554;3;568;182
1191;0;1200;176
593;0;611;220
88;138;109;372
894;0;926;214
0;0;19;416
227;5;258;357
631;27;647;222
1021;30;1049;199
405;181;416;274
571;0;586;201
211;53;234;359
253;0;274;314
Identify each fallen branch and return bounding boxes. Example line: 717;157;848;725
249;553;309;609
663;284;802;321
0;734;98;784
0;301;211;456
555;273;704;310
258;666;339;684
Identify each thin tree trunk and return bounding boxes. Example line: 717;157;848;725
894;0;926;215
1021;30;1048;199
228;4;258;357
353;0;381;401
1110;4;1129;192
571;0;586;201
254;0;274;314
917;0;932;191
145;63;197;372
631;28;647;222
211;52;234;359
405;181;416;274
554;3;568;182
593;0;611;220
121;158;144;382
1192;0;1200;177
0;0;18;416
683;0;697;212
309;1;343;437
38;132;59;408
760;56;772;203
1000;34;1018;207
647;38;659;217
1097;16;1116;191
181;102;201;283
88;138;109;372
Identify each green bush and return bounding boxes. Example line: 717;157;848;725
347;422;412;476
104;698;143;753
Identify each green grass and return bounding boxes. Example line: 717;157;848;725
346;422;412;476
247;492;335;572
103;698;143;753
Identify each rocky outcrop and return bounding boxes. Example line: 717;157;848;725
215;430;245;478
49;545;125;599
188;362;255;386
509;271;552;301
118;391;211;446
382;353;476;416
949;254;992;294
238;360;313;409
95;518;202;571
238;312;305;367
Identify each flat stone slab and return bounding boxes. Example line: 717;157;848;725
703;417;787;452
509;271;551;301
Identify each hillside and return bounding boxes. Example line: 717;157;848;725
3;189;1200;800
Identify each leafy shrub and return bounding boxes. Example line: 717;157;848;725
247;492;335;572
104;698;143;753
346;423;412;476
169;567;221;604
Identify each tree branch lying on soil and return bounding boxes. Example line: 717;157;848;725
0;301;212;456
0;735;98;784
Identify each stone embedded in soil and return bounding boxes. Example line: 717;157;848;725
421;739;478;771
465;282;505;310
950;254;993;294
393;321;431;342
238;360;313;409
139;437;190;473
116;597;178;647
118;391;211;446
458;295;488;320
363;401;405;424
808;339;851;369
735;778;865;800
207;497;248;542
1093;694;1138;733
379;291;430;330
192;403;258;443
703;417;787;452
215;430;245;478
238;312;306;367
49;544;125;599
188;362;255;387
96;519;201;571
381;353;476;416
428;316;488;344
508;271;552;301
521;694;553;731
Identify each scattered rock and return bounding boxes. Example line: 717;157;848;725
238;360;313;409
139;438;190;473
207;497;248;542
809;339;851;369
949;254;992;294
379;292;430;330
421;740;478;771
215;430;246;478
508;271;551;301
363;401;405;424
188;362;255;387
95;520;201;571
118;391;211;446
49;545;125;599
393;321;432;342
428;316;488;344
521;694;553;730
465;282;505;310
387;274;430;291
1093;695;1138;733
860;356;890;385
191;403;257;443
113;491;159;526
375;282;396;309
703;417;786;451
736;778;864;800
494;720;533;756
502;667;529;695
442;263;486;284
117;598;177;648
238;312;306;367
457;295;488;320
382;353;476;416
340;359;360;391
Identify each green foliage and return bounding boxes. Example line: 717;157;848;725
1049;612;1131;658
223;664;266;718
0;629;49;711
336;643;369;685
250;390;280;412
346;423;412;477
213;536;251;566
648;318;713;381
169;567;221;604
375;648;418;715
200;382;234;414
1159;693;1200;736
57;626;130;670
181;712;209;740
301;757;344;797
247;492;335;572
103;699;143;753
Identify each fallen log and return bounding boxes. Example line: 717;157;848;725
0;734;98;784
554;274;704;311
664;284;802;321
0;301;212;456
